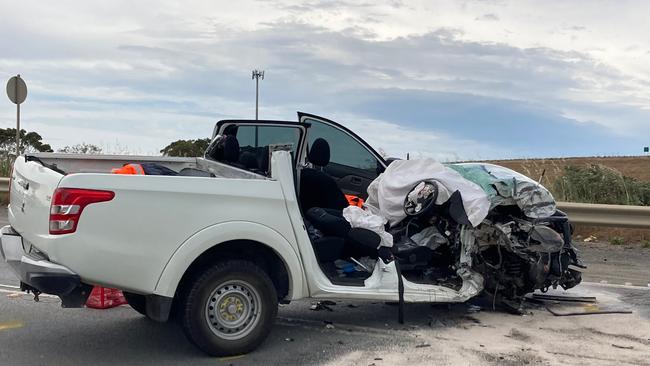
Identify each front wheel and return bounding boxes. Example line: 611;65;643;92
180;260;278;356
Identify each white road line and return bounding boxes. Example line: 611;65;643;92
581;281;650;290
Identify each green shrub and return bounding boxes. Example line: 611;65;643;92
609;237;625;246
553;164;650;206
0;158;12;177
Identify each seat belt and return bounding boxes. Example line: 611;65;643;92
395;260;405;324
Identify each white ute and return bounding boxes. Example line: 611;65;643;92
0;112;582;356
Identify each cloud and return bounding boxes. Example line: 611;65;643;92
475;13;499;21
1;0;649;159
316;112;510;161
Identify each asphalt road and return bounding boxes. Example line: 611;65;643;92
1;211;649;365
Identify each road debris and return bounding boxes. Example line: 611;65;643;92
612;344;634;350
415;343;431;348
545;304;633;316
467;304;482;313
284;338;294;342
310;300;336;311
532;294;597;303
427;315;446;328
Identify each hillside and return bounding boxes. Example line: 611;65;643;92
484;155;650;186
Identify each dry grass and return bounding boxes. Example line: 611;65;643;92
486;155;650;185
481;156;650;243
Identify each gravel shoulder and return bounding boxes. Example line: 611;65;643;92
1;284;649;366
575;241;650;286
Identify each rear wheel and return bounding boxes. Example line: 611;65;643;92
180;260;277;356
123;292;147;316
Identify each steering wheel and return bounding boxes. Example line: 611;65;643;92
403;180;439;217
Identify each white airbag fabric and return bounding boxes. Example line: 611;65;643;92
365;159;490;227
342;206;394;248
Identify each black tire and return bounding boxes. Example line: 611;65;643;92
180;260;277;356
124;292;148;317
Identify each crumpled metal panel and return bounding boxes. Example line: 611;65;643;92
448;163;556;218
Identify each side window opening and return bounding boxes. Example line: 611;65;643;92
209;124;301;176
305;119;382;180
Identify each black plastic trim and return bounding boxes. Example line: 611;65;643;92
24;155;66;175
26;272;81;295
213;119;309;139
145;294;174;322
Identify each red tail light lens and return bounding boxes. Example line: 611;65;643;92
49;188;115;234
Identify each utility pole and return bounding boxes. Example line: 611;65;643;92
252;69;264;147
252;69;264;120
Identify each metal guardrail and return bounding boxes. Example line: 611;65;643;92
0;177;8;193
557;202;650;229
0;177;648;228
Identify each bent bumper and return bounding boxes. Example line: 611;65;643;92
0;225;80;296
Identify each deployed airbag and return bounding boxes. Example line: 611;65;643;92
365;159;490;227
342;206;393;248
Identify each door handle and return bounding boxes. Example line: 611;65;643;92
350;177;363;186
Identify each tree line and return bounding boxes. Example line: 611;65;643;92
0;127;206;175
0;127;207;157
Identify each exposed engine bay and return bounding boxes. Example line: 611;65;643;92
389;200;583;308
336;159;585;309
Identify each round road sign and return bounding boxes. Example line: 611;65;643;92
6;75;27;105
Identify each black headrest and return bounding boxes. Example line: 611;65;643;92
220;135;240;163
223;125;238;136
308;138;330;167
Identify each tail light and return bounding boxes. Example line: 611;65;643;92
49;188;115;234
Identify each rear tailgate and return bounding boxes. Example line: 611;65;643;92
8;157;63;250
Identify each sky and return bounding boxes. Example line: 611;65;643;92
1;0;649;160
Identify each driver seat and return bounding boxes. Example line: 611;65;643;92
299;138;349;212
